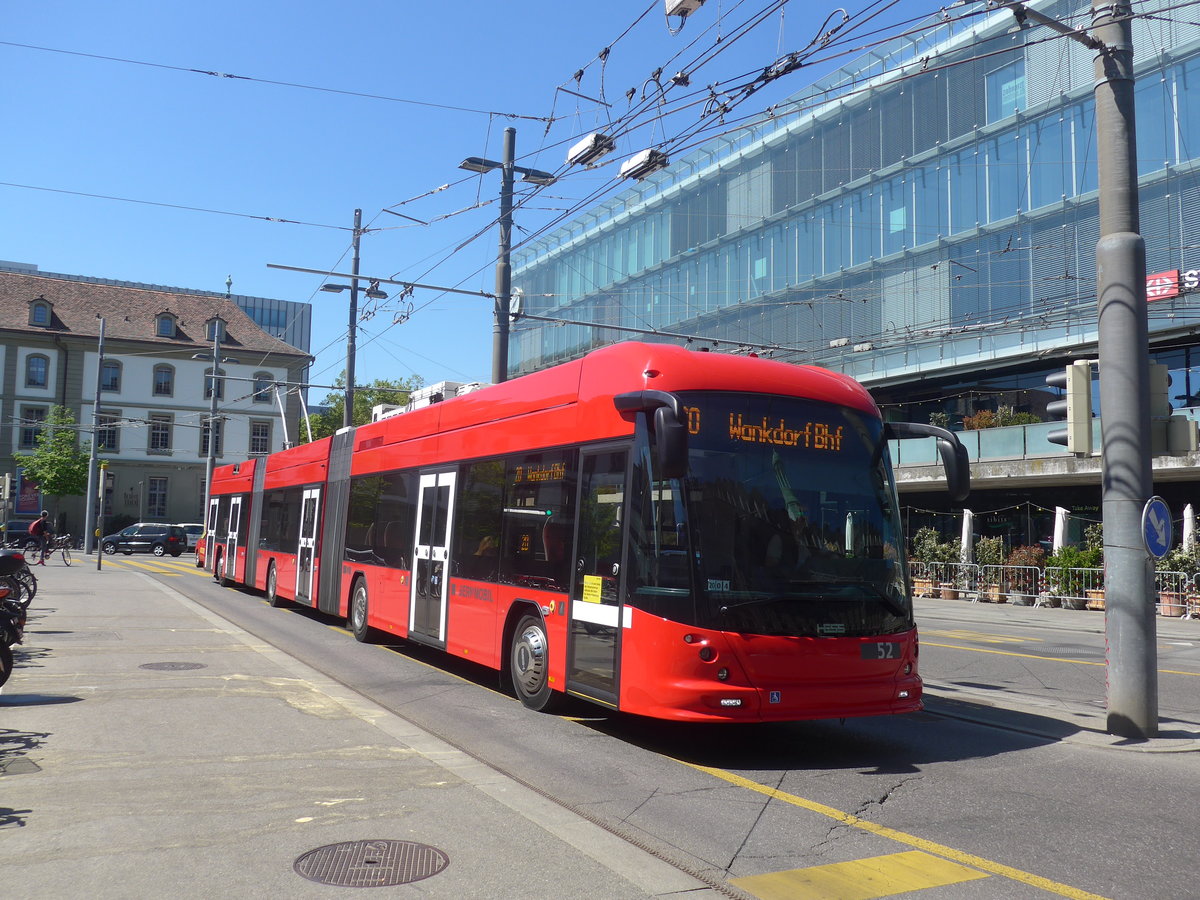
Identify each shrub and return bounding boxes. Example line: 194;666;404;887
1156;545;1200;576
1004;544;1045;569
962;409;997;430
974;536;1006;569
910;526;959;564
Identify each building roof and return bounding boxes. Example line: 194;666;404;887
0;271;310;363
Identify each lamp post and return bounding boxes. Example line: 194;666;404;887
83;316;105;555
193;326;238;528
320;209;388;427
459;127;555;383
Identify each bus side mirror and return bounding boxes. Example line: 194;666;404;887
653;406;688;480
885;422;970;503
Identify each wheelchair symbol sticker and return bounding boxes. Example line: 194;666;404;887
769;691;781;704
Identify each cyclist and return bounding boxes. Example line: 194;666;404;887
29;510;51;566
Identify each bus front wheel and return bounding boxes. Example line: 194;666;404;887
510;614;561;712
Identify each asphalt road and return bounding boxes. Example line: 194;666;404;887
122;558;1200;899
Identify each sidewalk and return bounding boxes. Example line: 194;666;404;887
0;561;717;899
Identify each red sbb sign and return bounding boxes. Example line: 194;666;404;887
1147;269;1181;301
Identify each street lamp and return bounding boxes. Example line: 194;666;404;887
318;209;389;427
459;127;556;383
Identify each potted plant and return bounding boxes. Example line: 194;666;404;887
909;527;959;598
1044;544;1102;610
1003;544;1045;605
975;536;1006;602
1155;546;1200;616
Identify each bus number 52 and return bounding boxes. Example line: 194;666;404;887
861;642;901;660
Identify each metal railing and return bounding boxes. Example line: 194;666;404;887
908;562;1200;618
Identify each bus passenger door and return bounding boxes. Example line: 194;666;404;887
567;448;628;708
410;470;456;647
295;487;320;606
205;497;219;573
225;497;242;580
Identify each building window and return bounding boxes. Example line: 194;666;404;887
156;314;176;338
249;420;271;455
18;406;47;449
206;318;226;343
147;477;168;519
149;414;172;453
201;418;224;457
100;360;122;393
253;372;273;403
29;299;51;326
96;411;120;452
25;354;49;388
986;59;1026;124
153;364;174;397
204;368;225;401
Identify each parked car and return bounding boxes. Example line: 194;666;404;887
178;523;203;551
2;519;35;548
101;523;187;557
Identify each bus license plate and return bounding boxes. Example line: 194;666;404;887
861;642;902;660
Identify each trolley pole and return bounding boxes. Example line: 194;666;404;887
1092;0;1157;737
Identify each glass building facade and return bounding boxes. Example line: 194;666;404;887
511;1;1200;427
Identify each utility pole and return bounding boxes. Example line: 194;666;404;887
346;208;362;428
494;129;515;385
1092;0;1157;738
997;0;1154;736
459;128;555;383
83;316;105;556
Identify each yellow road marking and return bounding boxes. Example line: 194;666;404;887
730;850;988;900
926;629;1040;645
683;763;1109;900
925;641;1200;677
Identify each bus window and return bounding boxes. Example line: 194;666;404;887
500;449;576;592
627;433;694;619
452;460;504;581
345;472;414;569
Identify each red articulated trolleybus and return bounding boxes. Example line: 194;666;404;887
205;342;968;722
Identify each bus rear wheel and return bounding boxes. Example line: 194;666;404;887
266;562;285;608
510;614;561;712
349;579;371;642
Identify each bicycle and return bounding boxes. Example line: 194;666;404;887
39;534;73;567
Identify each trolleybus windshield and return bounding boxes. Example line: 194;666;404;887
679;392;908;638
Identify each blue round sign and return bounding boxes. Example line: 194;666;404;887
1142;496;1173;559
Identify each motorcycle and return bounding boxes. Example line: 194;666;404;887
0;582;26;688
0;550;34;688
0;548;37;606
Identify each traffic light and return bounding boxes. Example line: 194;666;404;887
1046;361;1093;454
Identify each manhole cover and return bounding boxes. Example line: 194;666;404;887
294;840;449;887
139;662;207;671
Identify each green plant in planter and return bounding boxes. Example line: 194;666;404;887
1155;545;1200;576
910;527;959;564
974;536;1006;569
1044;544;1102;604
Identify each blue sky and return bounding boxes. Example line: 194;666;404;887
2;1;941;394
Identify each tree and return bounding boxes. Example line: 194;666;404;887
301;373;425;442
18;405;91;520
